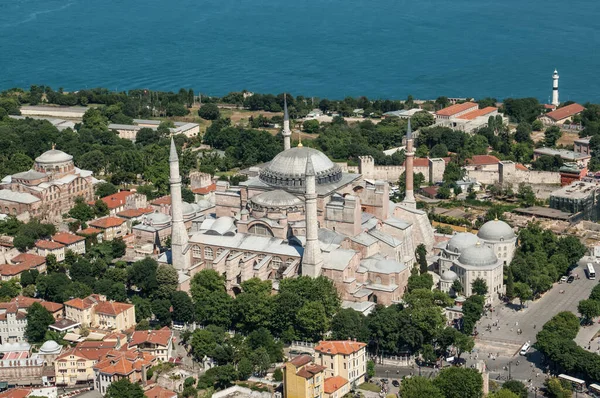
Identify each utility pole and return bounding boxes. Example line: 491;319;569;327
508;361;512;380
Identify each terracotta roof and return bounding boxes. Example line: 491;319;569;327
129;327;173;348
94;349;155;377
466;155;500;166
296;363;326;379
89;216;126;229
97;191;133;210
8;296;63;313
410;157;451;168
35;239;64;250
145;385;178;398
544;104;557;110
191;183;217;195
457;106;497;120
95;301;134;316
151;196;171;206
64;294;102;310
421;186;439;197
57;345;114;362
289;354;312;367
0;262;37;276
11;253;46;267
52;232;85;245
436;102;478;117
545;103;585;121
78;227;102;236
117;207;154;219
315;340;367;355
324;376;349;394
78;340;119;349
0;388;31;398
516;163;528;171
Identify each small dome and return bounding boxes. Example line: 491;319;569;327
373;259;403;274
441;270;459;281
477;220;515;242
35;149;73;164
40;340;60;353
182;202;196;217
144;212;171;226
458;243;498;267
259;147;342;191
446;232;478;254
197;199;212;209
251;190;303;209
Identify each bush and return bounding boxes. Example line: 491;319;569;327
273;368;283;382
198;103;221;120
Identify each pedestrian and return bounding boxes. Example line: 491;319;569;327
533;324;536;329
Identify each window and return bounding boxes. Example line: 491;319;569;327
192;246;202;258
272;257;283;269
204;247;214;260
249;223;274;237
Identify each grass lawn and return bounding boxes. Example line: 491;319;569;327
358;382;381;392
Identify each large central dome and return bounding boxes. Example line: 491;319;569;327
259;147;342;191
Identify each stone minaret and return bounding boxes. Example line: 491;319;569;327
552;69;560;106
169;137;190;271
282;94;292;151
402;118;416;208
302;155;323;278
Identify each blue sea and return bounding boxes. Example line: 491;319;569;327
1;0;599;102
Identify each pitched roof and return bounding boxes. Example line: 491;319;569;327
0;262;38;277
145;385;178;398
117;208;154;219
35;239;64;250
545;103;585;121
289;354;312;367
466;155;500;166
94;301;134;316
0;388;31;398
191;183;217;195
457;106;497;120
94;350;155;376
129;327;172;348
97;191;133;210
151;196;171;206
57;345;114;361
89;216;126;229
64;294;102;310
52;232;85;245
324;376;349;394
315;340;367;355
78;227;103;236
9;296;63;313
516;163;528;171
296;363;326;379
11;253;46;267
436;102;478;117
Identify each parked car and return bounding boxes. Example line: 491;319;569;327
392;380;400;387
560;276;568;283
567;275;575;283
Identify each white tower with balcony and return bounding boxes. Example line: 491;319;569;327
552;69;560;106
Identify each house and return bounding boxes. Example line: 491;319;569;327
314;340;368;386
0;297;62;344
533;147;591;168
465;155;501;171
0;253;46;281
93;349;156;396
324;375;350;398
35;240;65;262
116;208;154;223
435;102;479;120
91;191;134;216
574;136;592;156
283;355;326;398
55;340;118;386
51;232;86;255
64;294;135;332
77;227;103;241
88;217;128;241
128;327;173;362
435;103;499;133
539;103;585;125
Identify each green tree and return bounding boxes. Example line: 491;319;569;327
198;103;221;120
367;360;375;380
545;377;572;398
400;376;444;398
503;98;541;123
514;122;532;143
488;390;519;398
330;308;369;341
273;368;283;382
514;282;533;309
105;378;145;398
471;278;488;296
501;380;528;398
578;299;600;323
237;357;253;381
296;301;329;342
433;367;483;398
416;244;428;274
25;303;55;343
506;267;515;299
452;279;463;295
544;126;562;147
68;197;95;222
155;264;179;300
171;291;195;324
191;329;218;360
151;299;172;326
532;119;544;131
303;119;319;134
407;270;434;292
454;333;475;358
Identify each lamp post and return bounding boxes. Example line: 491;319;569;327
508;361;512;380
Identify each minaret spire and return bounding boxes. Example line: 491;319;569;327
169;137;190;271
302;155;323;278
402;118;416;209
282;94;292;151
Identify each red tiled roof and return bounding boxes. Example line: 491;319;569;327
191;183;216;195
0;388;31;398
516;163;528;171
410;157;451;168
466;155;500;166
436;102;478;117
64;294;102;310
52;232;85;245
151;196;171;206
324;376;349;394
544;104;557;110
421;186;439;197
0;263;37;277
145;385;177;398
289;355;312;367
95;301;134;316
89;216;126;229
35;240;64;250
97;191;134;210
296;364;326;379
11;253;46;267
117;207;154;219
78;227;102;236
315;340;367;355
545;103;585;121
57;346;114;362
129;327;173;348
8;296;63;313
457;106;497;120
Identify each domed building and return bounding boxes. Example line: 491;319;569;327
0;146;97;221
477;219;517;262
438;232;479;275
452;242;505;303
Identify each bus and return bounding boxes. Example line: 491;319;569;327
588;263;596;280
519;341;531;356
589;383;600;397
558;374;586;392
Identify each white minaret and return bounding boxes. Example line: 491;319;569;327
169;137;190;271
301;155;323;278
401;118;416;209
282;94;292;151
552;69;560;106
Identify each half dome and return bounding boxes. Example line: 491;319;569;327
251;190;303;209
477;220;515;242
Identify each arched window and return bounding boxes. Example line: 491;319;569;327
216;248;223;258
286;258;294;266
192;246;202;258
204;247;214;260
249;223;274;237
272;256;283;269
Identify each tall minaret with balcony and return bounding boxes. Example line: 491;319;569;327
169;137;190;271
282;94;292;151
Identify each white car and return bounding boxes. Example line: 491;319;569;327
559;276;568;284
